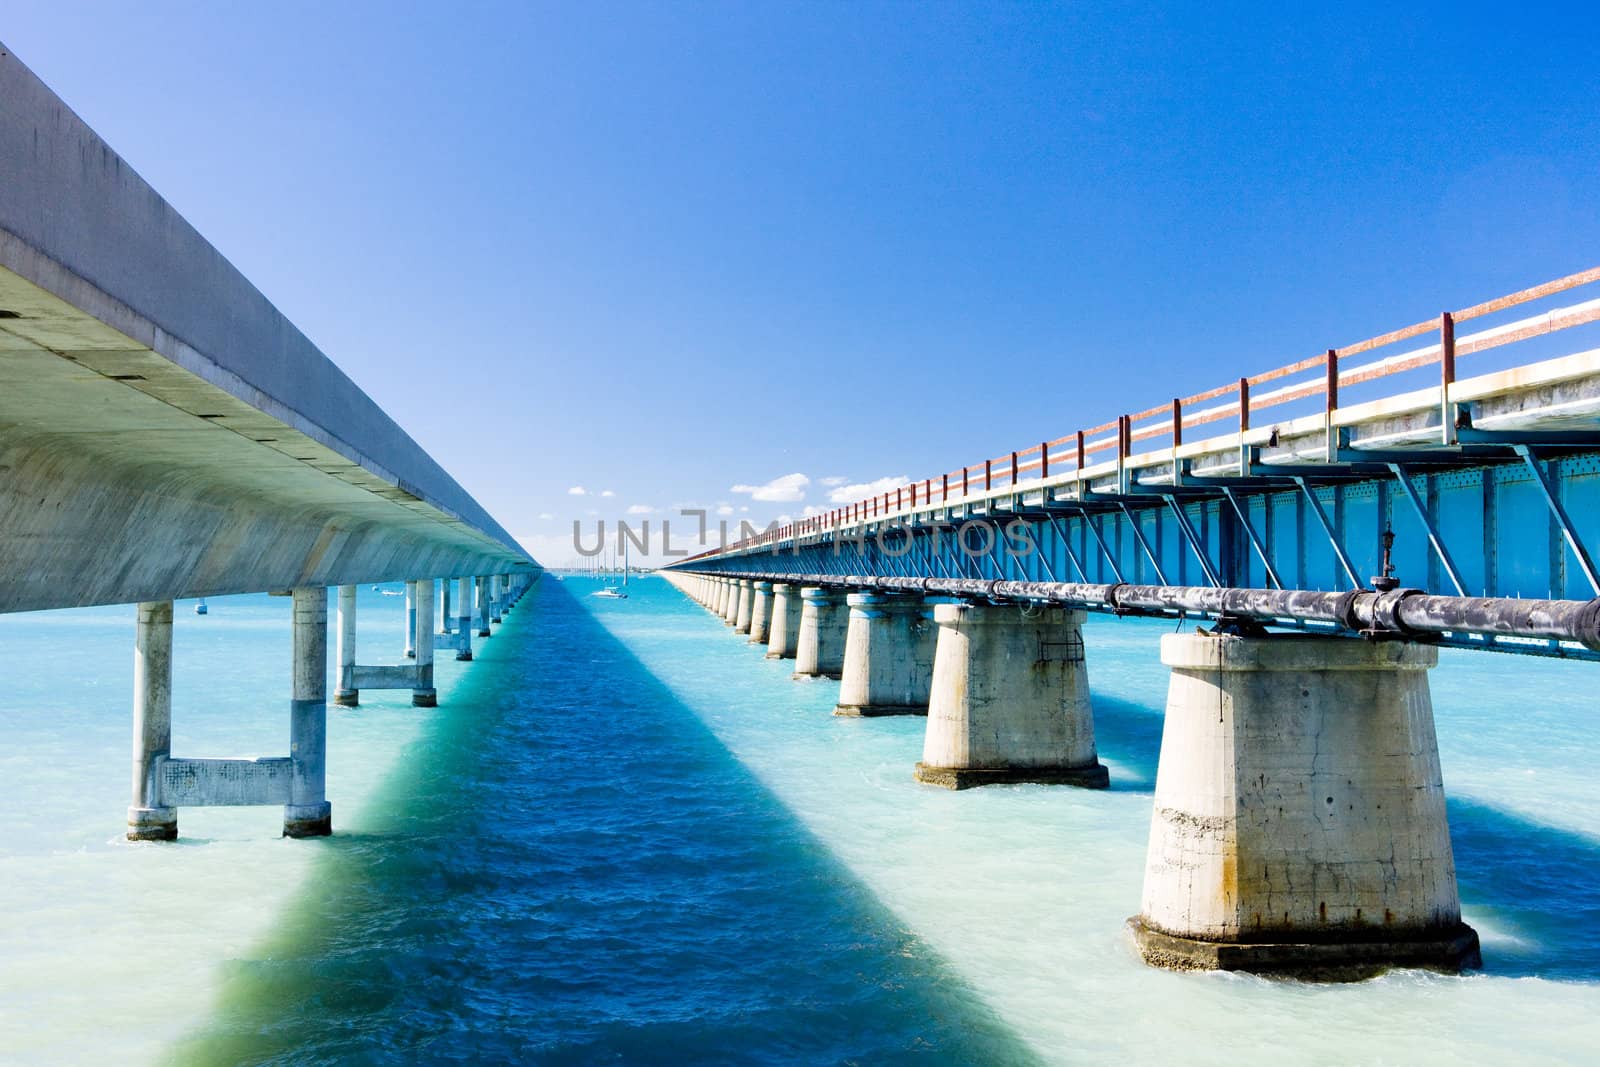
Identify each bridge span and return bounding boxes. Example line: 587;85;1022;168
1;46;537;841
664;267;1600;979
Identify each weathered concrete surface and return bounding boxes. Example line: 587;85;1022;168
284;587;332;838
765;583;802;660
1131;631;1479;978
126;600;177;841
0;46;535;612
915;603;1108;790
413;578;437;707
734;580;754;634
834;592;936;716
793;587;848;679
747;581;772;644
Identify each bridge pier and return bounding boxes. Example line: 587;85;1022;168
455;577;475;660
490;575;503;623
713;578;728;619
126;601;177;841
723;579;742;626
404;581;418;658
794;586;849;679
284;586;333;837
334;585;360;706
476;576;492;637
735;579;754;634
440;578;454;635
412;578;437;707
915;603;1108;789
1129;631;1479;978
748;582;772;645
835;592;936;716
765;583;803;660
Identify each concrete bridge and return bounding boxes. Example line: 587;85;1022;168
665;265;1600;979
0;46;538;841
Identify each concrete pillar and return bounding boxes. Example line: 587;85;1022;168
747;582;773;645
413;579;437;707
734;580;754;634
334;584;359;707
456;577;474;661
440;577;453;635
793;586;849;679
1129;632;1480;978
765;583;802;660
915;603;1108;789
285;586;332;837
490;574;503;623
722;579;740;625
476;576;492;637
404;581;418;658
710;578;724;615
835;592;936;716
127;601;177;841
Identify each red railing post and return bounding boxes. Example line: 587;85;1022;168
1076;430;1085;470
1041;441;1049;478
962;466;969;495
1238;377;1250;433
984;459;992;491
1325;348;1338;412
1011;450;1018;486
943;473;949;501
1171;398;1182;448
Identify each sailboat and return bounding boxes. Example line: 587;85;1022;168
195;597;208;616
593;537;629;599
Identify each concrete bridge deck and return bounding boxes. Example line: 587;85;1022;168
0;45;534;613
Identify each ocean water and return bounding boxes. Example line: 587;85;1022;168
2;576;1600;1064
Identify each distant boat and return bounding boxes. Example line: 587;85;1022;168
593;540;630;599
380;589;403;597
195;598;208;616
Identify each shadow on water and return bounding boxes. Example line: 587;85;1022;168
167;581;1040;1066
1088;664;1600;981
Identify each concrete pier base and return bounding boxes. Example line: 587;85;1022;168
412;578;437;707
1130;632;1479;979
734;580;754;634
747;582;772;644
914;603;1108;790
765;583;802;660
723;579;741;626
334;584;360;706
456;577;474;661
793;586;848;679
404;581;418;658
834;592;936;716
285;586;332;837
127;601;177;841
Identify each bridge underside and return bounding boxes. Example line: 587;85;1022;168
0;259;529;612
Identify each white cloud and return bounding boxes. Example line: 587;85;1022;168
739;506;749;513
775;513;793;524
538;512;554;520
627;504;655;514
820;476;849;487
567;486;588;496
730;472;809;503
716;504;735;516
600;489;615;498
827;475;909;503
802;505;827;517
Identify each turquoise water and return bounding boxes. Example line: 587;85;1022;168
3;576;1600;1063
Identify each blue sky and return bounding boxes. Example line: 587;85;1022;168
6;3;1598;565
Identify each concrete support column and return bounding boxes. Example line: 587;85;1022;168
1129;632;1479;978
127;601;177;841
285;586;332;838
490;575;503;623
734;580;754;634
747;582;773;645
915;603;1108;789
456;577;474;660
440;578;454;635
793;586;849;679
765;583;802;660
835;592;937;716
476;576;492;637
413;579;437;707
404;581;418;658
334;584;359;707
722;579;740;625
